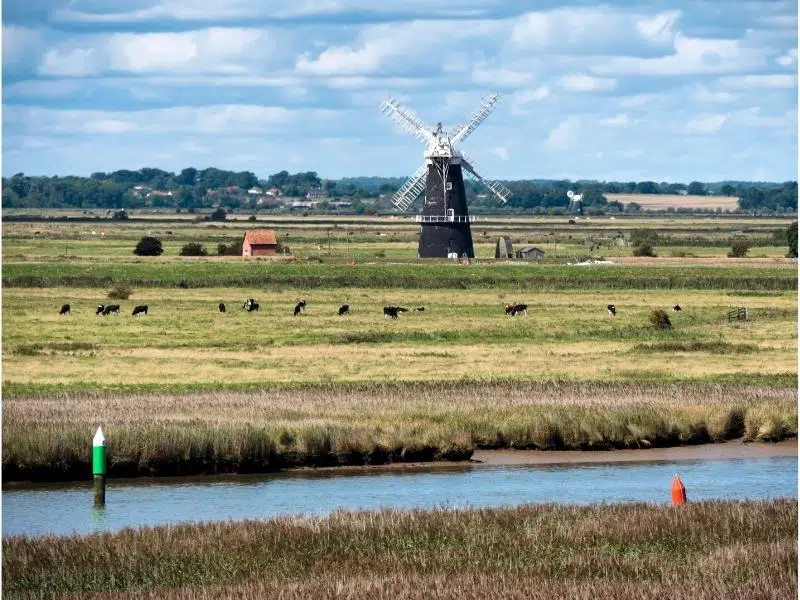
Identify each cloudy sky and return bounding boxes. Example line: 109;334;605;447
2;0;798;182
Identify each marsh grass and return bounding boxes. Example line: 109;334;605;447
2;381;795;481
2;500;796;599
631;341;759;354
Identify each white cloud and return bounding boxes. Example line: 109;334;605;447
617;94;661;108
2;25;45;68
544;116;582;150
558;74;616;92
38;27;294;76
491;146;509;160
509;7;679;54
776;48;798;66
691;86;738;103
594;34;768;76
685;114;728;134
717;74;797;89
599;114;629;127
516;86;550;104
3;104;337;136
472;66;536;87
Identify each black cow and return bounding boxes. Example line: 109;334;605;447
673;305;682;312
96;304;105;315
607;304;616;317
413;306;425;312
338;304;350;316
384;306;400;319
59;304;71;316
511;304;528;316
505;303;527;316
102;304;120;316
219;303;226;313
132;305;148;316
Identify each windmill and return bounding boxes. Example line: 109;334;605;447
380;93;512;258
566;190;583;215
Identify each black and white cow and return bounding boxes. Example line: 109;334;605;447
413;306;425;312
383;306;408;319
243;298;258;311
132;305;148;316
338;304;350;316
102;304;121;316
219;302;227;313
607;304;616;317
673;304;682;312
96;304;105;315
505;303;527;316
59;304;71;316
246;301;259;312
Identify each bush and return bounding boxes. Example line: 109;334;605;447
728;239;750;258
630;229;658;247
133;236;163;256
248;215;257;222
180;243;208;257
108;285;132;300
633;244;657;257
217;240;243;256
787;222;797;258
649;309;672;330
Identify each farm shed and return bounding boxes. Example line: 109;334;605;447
516;246;546;260
495;236;514;259
242;229;278;257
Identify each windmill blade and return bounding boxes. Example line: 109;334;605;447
460;153;512;205
449;94;501;146
391;163;428;211
381;98;435;145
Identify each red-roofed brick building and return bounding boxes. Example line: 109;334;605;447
242;229;278;257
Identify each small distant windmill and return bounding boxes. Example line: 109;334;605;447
381;93;512;258
567;190;584;215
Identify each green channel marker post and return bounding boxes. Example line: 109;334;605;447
93;427;106;507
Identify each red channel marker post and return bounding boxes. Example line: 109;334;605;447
671;474;687;506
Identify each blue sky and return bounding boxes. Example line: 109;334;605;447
2;0;798;182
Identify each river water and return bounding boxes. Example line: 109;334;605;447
3;455;796;538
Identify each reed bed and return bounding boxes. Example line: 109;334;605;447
3;381;796;481
3;262;796;290
3;500;796;599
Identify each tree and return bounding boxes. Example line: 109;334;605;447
786;222;797;258
209;206;227;221
134;236;163;256
687;181;706;196
180;242;208;256
720;184;735;197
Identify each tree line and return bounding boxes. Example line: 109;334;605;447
2;167;796;214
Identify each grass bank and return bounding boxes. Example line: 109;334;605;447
3;381;795;482
3;262;796;290
3;500;796;599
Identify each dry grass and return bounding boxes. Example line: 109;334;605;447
3;381;796;481
3;500;796;599
605;194;740;211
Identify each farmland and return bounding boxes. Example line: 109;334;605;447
605;193;740;211
2;212;797;480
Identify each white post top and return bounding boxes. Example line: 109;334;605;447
93;427;106;446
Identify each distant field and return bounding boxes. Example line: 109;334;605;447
606;194;740;211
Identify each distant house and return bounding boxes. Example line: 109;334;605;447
265;188;281;196
306;187;327;200
516;246;546;260
248;187;263;195
242;229;278;257
495;236;514;259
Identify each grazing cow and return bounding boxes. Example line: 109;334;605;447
607;304;616;317
505;303;527;316
102;304;120;316
96;304;105;315
413;306;425;312
132;305;148;316
510;304;528;317
338;304;350;316
383;306;400;319
219;303;226;313
673;304;682;312
59;304;71;316
298;299;307;312
246;301;259;312
294;302;304;317
243;298;256;310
